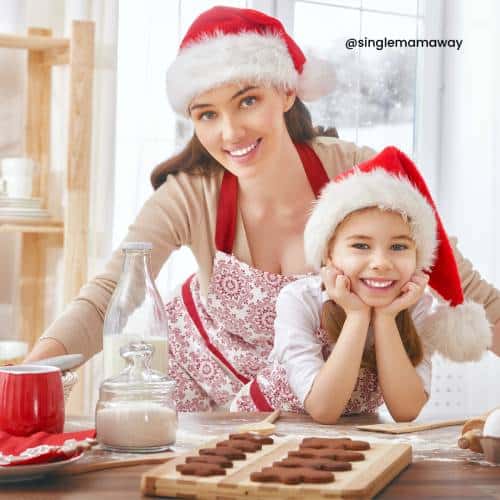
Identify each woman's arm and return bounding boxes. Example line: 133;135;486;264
450;237;500;357
25;172;198;363
24;337;68;362
373;314;428;422
304;311;370;424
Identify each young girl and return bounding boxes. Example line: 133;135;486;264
231;146;492;423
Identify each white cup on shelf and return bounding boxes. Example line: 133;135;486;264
0;157;37;199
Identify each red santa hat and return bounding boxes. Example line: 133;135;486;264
166;6;335;116
304;146;492;362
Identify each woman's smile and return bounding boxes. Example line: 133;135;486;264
223;138;262;164
191;83;295;178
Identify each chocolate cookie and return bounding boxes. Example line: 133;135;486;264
199;447;245;460
228;433;274;445
300;437;370;451
289;447;365;461
274;457;352;472
216;439;262;452
176;462;226;476
185;455;233;468
250;466;334;484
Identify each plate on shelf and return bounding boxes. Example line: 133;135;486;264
0;453;83;483
0;207;50;219
0;197;42;209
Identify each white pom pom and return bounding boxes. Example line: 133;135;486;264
419;301;492;362
297;55;336;101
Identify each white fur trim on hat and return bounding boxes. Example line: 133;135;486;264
167;32;297;116
418;301;492;361
297;54;336;101
304;168;438;271
166;31;335;116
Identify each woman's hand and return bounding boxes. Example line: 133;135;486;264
320;266;370;317
374;271;429;320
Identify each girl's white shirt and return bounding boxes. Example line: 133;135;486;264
270;275;433;405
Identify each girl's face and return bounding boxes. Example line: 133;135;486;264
326;208;417;307
189;83;295;179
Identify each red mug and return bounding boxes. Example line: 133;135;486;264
0;365;65;436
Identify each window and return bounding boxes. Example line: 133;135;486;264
277;0;443;192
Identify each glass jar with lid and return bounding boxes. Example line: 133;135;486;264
95;341;177;453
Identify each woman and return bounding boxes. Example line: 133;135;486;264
26;6;500;411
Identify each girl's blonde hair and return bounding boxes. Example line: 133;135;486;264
321;207;423;368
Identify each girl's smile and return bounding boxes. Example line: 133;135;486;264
326;207;417;307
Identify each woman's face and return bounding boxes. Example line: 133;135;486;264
189;83;295;179
326;208;417;307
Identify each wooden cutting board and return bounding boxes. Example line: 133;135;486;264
141;435;411;499
356;419;467;434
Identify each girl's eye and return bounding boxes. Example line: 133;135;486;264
351;243;369;250
391;243;408;251
240;96;257;108
198;111;216;121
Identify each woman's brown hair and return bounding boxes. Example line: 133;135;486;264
320;302;423;370
150;97;338;190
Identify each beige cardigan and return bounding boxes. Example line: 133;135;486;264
40;137;500;360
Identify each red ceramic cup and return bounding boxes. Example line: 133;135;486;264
0;365;65;436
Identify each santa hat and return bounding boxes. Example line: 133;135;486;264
166;6;335;116
304;146;492;362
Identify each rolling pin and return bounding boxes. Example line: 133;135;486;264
457;407;499;454
458;429;483;453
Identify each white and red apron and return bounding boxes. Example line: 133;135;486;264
165;143;384;413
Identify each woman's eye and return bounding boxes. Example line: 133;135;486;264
240;96;257;108
351;243;369;250
391;243;408;251
198;111;216;121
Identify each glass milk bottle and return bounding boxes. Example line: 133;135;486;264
102;242;168;379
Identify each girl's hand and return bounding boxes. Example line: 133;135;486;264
321;266;370;317
374;272;429;319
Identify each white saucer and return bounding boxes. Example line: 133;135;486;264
0;453;83;483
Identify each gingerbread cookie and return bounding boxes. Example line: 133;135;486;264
300;437;352;449
176;462;226;476
300;437;370;451
345;440;371;451
250;466;334;484
289;448;365;461
228;433;274;445
199;447;245;460
216;439;262;452
274;457;352;472
185;455;233;468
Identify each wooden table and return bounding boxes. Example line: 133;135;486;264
1;412;498;499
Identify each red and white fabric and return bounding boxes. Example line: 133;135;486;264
164;143;332;411
231;275;433;413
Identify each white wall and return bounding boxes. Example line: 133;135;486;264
427;0;500;416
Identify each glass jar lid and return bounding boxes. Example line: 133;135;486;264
98;341;175;401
